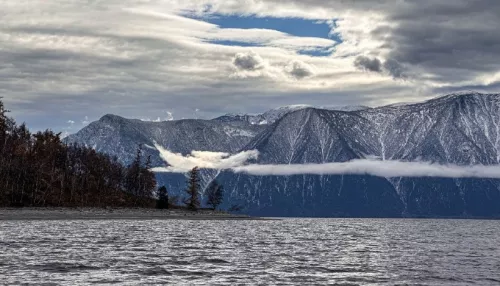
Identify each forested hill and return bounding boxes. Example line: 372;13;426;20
0;99;157;208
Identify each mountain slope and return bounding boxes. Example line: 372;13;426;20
360;92;500;164
65;114;265;166
217;108;403;217
216;93;500;217
67;92;500;217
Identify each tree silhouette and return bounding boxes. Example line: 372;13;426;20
185;167;201;211
206;180;224;210
0;99;157;208
156;186;169;209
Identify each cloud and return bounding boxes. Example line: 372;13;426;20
232;160;500;179
3;0;500;132
140;111;174;122
383;59;407;79
81;116;90;126
152;144;259;173
153;146;500;179
141;117;163;122
232;51;266;71
354;56;382;73
354;56;408;79
285;60;315;79
165;111;174;121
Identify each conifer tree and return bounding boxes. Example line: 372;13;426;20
156;186;169;209
125;145;143;198
185;167;201;211
0;99;158;208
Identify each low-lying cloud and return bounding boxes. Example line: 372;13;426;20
153;147;500;179
152;144;259;173
233;160;500;179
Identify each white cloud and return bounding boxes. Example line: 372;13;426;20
233;160;500;179
165;111;174;121
152;144;259;172
3;0;499;132
153;146;500;179
81;116;90;126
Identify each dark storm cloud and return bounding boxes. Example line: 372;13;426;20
354;56;382;73
260;0;500;82
382;59;407;79
372;0;500;81
3;0;500;134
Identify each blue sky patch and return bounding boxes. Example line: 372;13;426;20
185;13;341;55
206;40;264;47
298;48;335;57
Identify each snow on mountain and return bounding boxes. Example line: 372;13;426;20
65;114;265;166
217;92;500;217
67;92;500;218
214;104;370;125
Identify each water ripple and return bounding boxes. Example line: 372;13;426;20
0;218;499;285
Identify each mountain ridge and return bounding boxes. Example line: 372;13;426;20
66;92;500;217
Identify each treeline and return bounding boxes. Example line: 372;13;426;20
0;99;157;207
155;167;225;211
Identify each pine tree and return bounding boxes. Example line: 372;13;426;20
0;98;159;208
206;180;224;210
125;145;143;206
141;155;157;199
156;186;169;209
185;167;200;211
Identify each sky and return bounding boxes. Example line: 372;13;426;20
2;0;500;135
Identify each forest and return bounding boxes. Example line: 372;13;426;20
0;99;228;210
0;99;157;207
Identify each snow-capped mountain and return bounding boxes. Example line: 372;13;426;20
65;114;266;166
214;104;370;125
66;92;500;218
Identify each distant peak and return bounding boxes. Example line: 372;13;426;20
431;91;499;104
446;90;483;96
272;104;312;110
99;114;126;123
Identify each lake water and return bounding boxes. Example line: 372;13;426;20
1;218;499;285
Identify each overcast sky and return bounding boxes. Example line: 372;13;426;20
2;0;500;135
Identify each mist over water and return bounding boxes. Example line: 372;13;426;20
1;219;499;285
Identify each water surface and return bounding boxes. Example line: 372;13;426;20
1;219;499;285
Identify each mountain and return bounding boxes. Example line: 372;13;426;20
66;92;500;218
216;108;403;217
218;93;500;217
65;114;265;166
214;104;370;125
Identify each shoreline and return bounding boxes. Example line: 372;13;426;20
0;207;265;221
